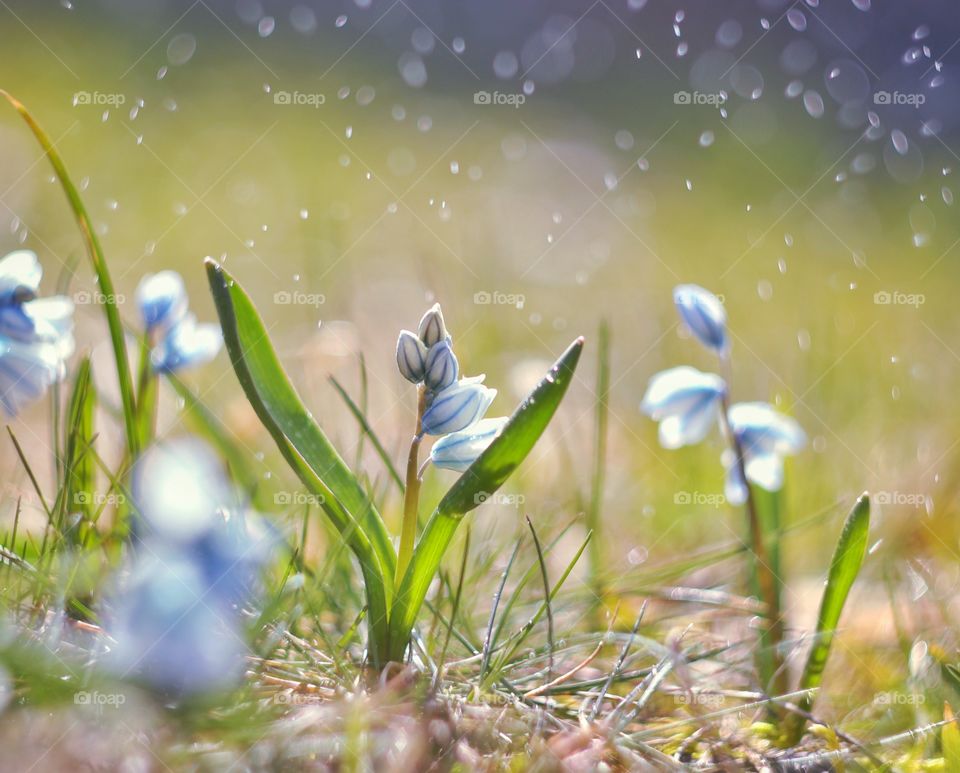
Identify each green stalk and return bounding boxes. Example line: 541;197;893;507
718;357;785;700
0;90;139;456
395;387;425;594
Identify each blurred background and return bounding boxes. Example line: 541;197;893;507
2;0;960;685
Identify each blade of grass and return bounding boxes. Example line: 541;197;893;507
479;537;523;684
329;374;404;492
435;525;471;683
0;90;138;455
59;357;96;545
782;492;870;746
587;318;609;618
525;516;554;683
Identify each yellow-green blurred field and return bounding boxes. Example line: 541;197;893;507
2;1;960;768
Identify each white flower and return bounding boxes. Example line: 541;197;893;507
724;402;806;504
136;270;188;331
674;284;727;352
641;366;726;449
150;314;222;373
421;376;496;436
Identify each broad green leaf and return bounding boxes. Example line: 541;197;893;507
205;259;396;664
386;337;583;662
0;90;138;455
60;358;96;544
783;493;870;745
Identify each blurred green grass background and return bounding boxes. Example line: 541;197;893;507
1;0;959;653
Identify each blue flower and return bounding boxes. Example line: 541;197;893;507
150;314;222;373
641;366;726;449
396;329;428;383
112;439;276;696
673;284;727;353
0;250;74;416
423;339;458;391
421;376;496;436
136;270;188;331
724;402;806;505
430;416;508;471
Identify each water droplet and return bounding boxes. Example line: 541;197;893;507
356;85;375;106
258;16;275;37
299;208;309;220
698;130;714;147
942;186;953;205
411;27;434;55
891;129;909;155
614;129;634;151
787;8;807;31
335;14;348;28
449;160;459;174
493;50;519;79
452;37;466;54
167;33;197;66
803;90;824;118
913;24;930;41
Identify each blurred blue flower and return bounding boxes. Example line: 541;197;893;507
150;314;222;373
724;402;806;505
430;416;508;471
421;376;496;436
673;284;727;353
423;339;458;392
641;366;726;449
396;329;428;383
135;270;187;331
110;439;276;696
0;250;74;416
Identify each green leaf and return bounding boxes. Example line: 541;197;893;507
205;259;396;665
386;337;584;662
0;91;138;456
60;357;96;544
783;492;870;745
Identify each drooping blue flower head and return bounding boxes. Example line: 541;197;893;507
421;376;496;436
641;365;726;449
150;314;222;373
430;416;508;472
136;270;188;331
0;250;74;416
423;339;458;392
673;284;727;353
724;402;806;504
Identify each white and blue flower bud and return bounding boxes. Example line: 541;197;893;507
150;314;222;373
421;376;496;436
640;365;726;449
673;284;727;353
397;329;428;383
430;416;508;472
136;270;188;331
417;303;449;347
423;340;458;392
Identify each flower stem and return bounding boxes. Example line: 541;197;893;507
395;387;426;592
719;357;785;699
